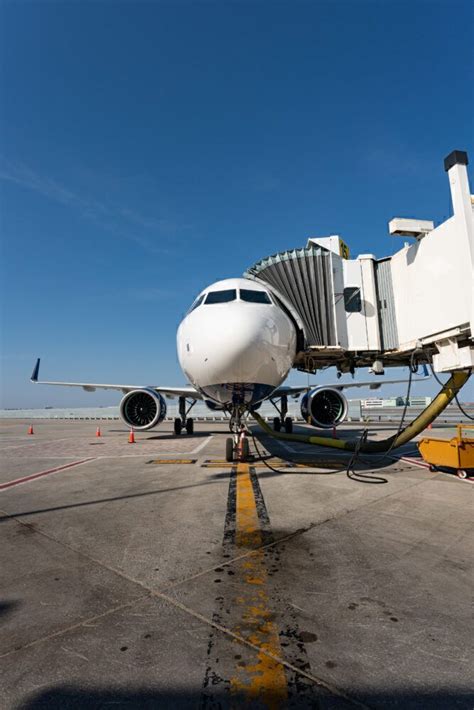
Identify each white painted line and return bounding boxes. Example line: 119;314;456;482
275;440;300;454
190;436;213;455
0;436;89;452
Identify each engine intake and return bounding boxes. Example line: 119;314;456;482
119;389;167;430
300;387;348;428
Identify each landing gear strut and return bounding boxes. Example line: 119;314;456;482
174;397;195;435
225;408;251;463
271;394;293;433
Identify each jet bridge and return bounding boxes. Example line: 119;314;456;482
245;150;474;375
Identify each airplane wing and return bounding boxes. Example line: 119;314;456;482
30;359;203;399
272;366;429;398
271;385;310;398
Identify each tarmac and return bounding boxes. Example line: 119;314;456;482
0;419;472;709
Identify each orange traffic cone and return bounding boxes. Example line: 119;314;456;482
96;427;101;437
128;429;135;444
28;425;34;435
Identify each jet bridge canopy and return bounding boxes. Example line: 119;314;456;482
244;245;337;347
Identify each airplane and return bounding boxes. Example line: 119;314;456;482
31;277;429;462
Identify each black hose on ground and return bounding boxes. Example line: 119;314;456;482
252;369;471;454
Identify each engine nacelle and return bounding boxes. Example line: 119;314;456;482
119;389;167;430
300;387;348;428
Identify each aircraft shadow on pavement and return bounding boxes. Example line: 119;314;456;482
253;433;412;473
108;429;224;438
17;685;474;710
0;479;231;523
0;600;21;620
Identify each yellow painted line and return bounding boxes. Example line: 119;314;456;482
230;462;288;705
146;459;196;465
202;459;292;468
202;463;291;469
204;458;288;466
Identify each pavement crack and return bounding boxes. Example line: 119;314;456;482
0;596;149;660
1;506;370;708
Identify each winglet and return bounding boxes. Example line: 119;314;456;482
31;358;41;382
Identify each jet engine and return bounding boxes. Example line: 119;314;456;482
300;387;348;428
119;389;167;430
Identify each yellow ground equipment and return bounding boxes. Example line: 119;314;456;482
418;425;474;478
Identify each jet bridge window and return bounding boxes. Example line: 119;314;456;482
205;289;237;304
240;289;272;304
344;287;362;313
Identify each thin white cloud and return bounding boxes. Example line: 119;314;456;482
0;159;191;254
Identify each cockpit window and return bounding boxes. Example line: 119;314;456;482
205;289;237;304
188;294;205;314
240;289;272;304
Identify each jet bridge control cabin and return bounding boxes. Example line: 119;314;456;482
244;150;474;376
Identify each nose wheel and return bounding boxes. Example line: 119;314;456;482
226;408;251;462
225;433;250;462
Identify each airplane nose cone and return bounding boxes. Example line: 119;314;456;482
178;302;296;392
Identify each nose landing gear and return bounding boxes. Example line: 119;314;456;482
174;396;196;435
225;409;251;462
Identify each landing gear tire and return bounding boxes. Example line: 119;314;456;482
241;438;250;462
273;417;281;432
284;417;293;433
225;438;234;463
174;418;182;436
185;418;194;435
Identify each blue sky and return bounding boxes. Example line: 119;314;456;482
1;0;473;408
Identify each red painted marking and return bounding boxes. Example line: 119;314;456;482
398;456;431;469
391;455;473;482
387;454;430;469
0;458;95;491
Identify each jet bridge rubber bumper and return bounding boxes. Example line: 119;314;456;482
252;371;471;453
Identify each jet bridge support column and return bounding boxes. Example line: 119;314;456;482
434;151;474;371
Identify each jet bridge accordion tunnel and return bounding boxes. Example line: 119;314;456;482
245;149;473;452
244;238;402;374
245;245;337;350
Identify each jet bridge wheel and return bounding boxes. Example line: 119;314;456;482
284;417;293;433
185;418;194;435
174;418;182;435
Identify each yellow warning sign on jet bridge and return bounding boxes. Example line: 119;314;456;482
339;239;350;260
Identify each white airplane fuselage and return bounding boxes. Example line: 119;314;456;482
177;278;296;407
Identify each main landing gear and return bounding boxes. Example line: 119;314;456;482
225;408;250;463
270;394;293;433
174;396;195;436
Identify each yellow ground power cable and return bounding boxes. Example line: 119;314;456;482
252;370;471;453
